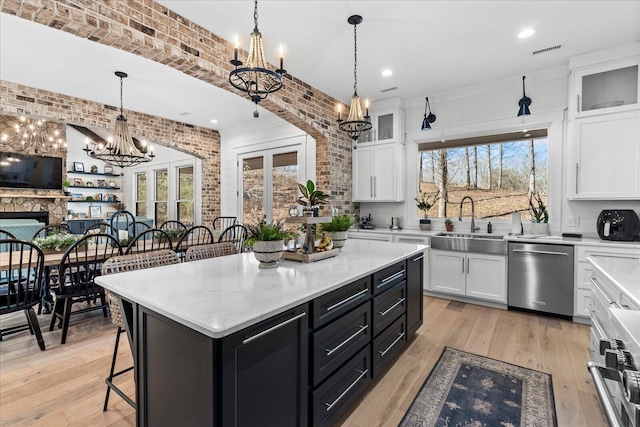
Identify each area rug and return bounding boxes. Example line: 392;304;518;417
399;347;557;427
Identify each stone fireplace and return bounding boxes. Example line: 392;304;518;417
0;192;65;224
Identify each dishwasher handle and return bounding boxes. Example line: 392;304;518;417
512;249;569;256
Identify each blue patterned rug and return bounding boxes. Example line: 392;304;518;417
399;347;557;427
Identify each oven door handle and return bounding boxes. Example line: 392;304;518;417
587;361;624;427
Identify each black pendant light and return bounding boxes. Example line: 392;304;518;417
421;97;436;130
517;76;531;116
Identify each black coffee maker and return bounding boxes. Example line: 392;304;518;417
359;214;374;229
597;210;640;241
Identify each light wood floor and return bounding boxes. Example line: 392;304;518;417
0;296;607;426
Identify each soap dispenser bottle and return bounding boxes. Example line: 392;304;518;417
487;221;492;234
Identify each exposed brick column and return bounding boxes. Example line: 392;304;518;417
0;0;355;214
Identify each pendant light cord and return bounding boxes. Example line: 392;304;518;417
353;23;358;97
119;76;124;116
253;0;259;31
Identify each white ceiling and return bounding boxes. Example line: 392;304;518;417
1;1;639;135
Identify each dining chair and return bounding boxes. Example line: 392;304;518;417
0;229;17;240
110;209;136;239
125;228;172;254
84;222;113;235
48;233;122;344
159;220;187;233
101;249;180;411
212;216;237;231
0;239;46;350
185;241;238;262
31;224;71;240
218;224;248;254
175;225;214;259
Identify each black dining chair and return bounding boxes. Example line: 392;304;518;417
212;216;237;231
32;224;71;240
0;229;17;240
84;222;113;236
48;233;122;344
110;209;136;239
175;225;214;259
0;239;46;350
218;224;248;254
159;220;187;233
125;228;173;254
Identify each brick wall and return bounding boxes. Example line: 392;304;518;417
1;0;355;214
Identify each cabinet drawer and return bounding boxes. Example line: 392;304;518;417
576;245;640;262
372;315;407;378
312;302;371;387
372;281;406;337
311;345;371;427
312;276;370;329
372;260;406;294
575;288;592;317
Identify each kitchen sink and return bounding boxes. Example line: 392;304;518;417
430;232;507;255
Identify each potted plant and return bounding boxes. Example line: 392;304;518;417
320;214;354;250
246;220;294;268
529;192;549;235
415;191;440;230
297;180;330;217
33;233;81;254
63;180;71;196
444;218;454;232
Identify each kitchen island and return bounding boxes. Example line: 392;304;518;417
96;239;426;427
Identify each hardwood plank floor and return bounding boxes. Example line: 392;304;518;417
0;296;607;426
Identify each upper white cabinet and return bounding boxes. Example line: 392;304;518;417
356;107;405;145
352;99;406;202
569;57;639;119
567;47;640;200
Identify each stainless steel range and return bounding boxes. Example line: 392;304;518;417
588;307;640;427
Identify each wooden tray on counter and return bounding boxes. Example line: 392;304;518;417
282;248;339;263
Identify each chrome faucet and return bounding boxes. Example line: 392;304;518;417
459;196;480;233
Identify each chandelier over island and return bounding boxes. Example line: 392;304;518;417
337;15;372;146
229;0;286;118
83;71;155;169
0;116;66;155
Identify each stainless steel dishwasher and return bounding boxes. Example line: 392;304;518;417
508;242;574;317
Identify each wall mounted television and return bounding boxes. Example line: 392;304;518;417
0;152;63;190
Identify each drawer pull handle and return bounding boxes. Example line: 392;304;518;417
587;362;624;427
379;332;406;357
325;324;369;356
512;249;569;256
379;270;405;287
325;369;369;412
326;289;368;312
411;254;425;261
589;276;615;305
242;312;306;344
378;297;406;317
610;301;623;310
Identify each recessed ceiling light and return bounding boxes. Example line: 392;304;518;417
210;119;218;124
381;69;392;77
518;28;536;39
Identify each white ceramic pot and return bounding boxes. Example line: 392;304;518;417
326;230;348;250
530;222;549;235
252;240;284;268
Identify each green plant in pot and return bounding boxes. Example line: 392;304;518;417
246;220;294;268
297;180;329;217
62;180;71;196
415;191;440;230
444;218;454;232
320;214;354;250
529;192;549;235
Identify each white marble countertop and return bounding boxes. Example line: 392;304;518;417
587;255;640;308
95;240;426;339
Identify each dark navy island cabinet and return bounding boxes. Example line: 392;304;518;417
125;253;425;427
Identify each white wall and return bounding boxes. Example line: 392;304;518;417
220;115;316;220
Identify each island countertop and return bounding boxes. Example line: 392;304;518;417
587;255;640;309
95;239;426;339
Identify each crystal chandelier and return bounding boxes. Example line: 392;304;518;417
0;116;66;155
83;71;154;168
229;0;286;118
337;15;372;144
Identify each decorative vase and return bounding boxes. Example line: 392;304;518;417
326;230;348;250
419;218;431;231
530;222;549;235
252;240;284;268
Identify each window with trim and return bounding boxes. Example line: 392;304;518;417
417;130;548;221
135;172;147;217
177;165;194;226
155;169;168;225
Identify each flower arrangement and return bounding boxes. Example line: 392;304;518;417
414;191;440;219
33;234;82;251
529;192;549;223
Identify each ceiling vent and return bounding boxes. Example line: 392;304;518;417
532;44;563;56
381;86;398;93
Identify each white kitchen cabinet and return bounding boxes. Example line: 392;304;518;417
352;142;405;202
429;249;507;303
568;110;640;199
569;56;639;119
356;107;405;145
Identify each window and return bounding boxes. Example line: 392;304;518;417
177;165;194;226
155;169;168;225
417;130;548;221
135;172;147;217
